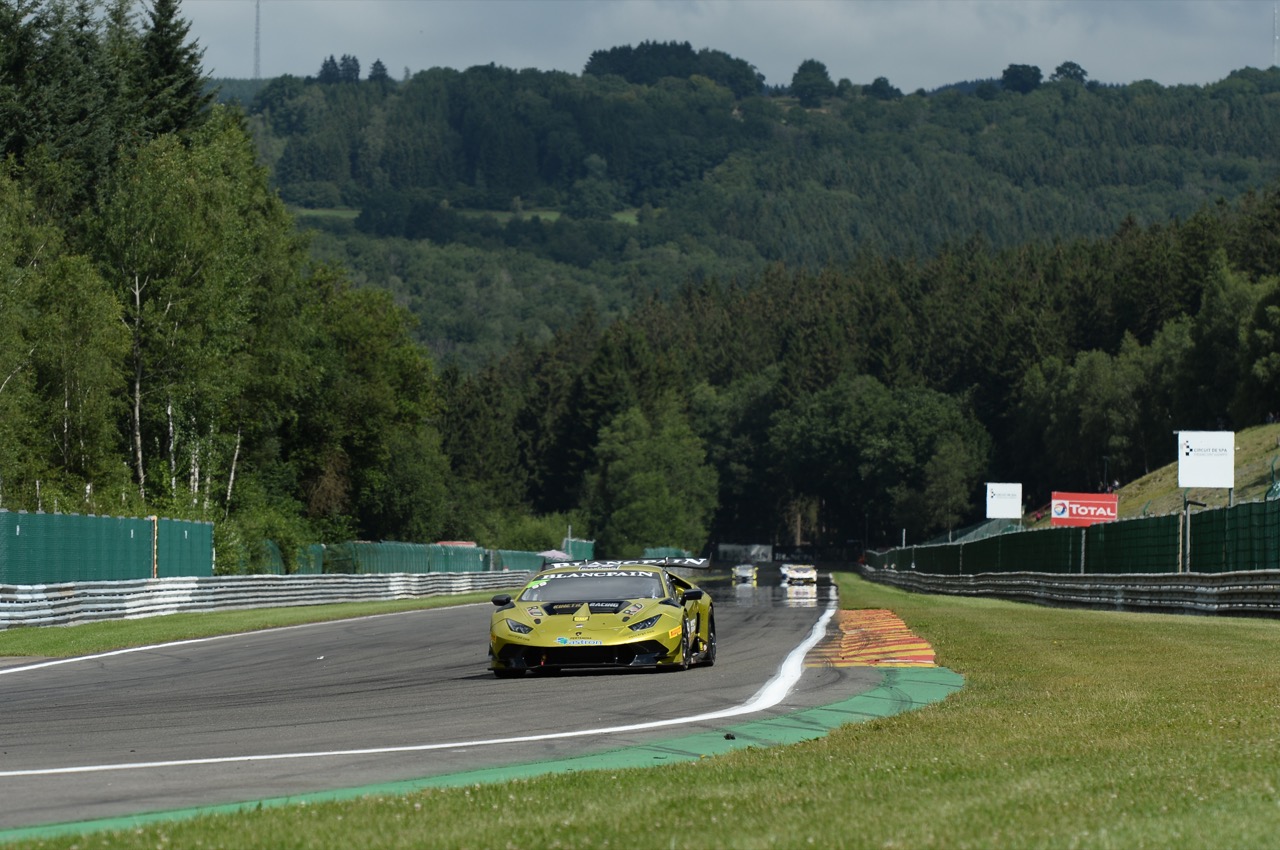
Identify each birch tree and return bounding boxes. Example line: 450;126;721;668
89;110;300;514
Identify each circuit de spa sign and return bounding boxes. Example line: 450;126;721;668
1177;431;1235;489
1050;491;1118;527
985;482;1023;519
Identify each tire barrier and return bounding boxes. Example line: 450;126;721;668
857;565;1280;617
0;571;534;630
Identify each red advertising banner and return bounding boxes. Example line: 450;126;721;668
1050;492;1118;527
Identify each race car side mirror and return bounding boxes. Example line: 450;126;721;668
491;594;512;607
682;589;704;601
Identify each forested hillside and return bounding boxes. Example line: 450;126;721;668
224;48;1280;368
7;3;1280;564
215;43;1280;553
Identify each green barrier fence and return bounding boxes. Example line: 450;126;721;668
911;542;964;575
258;543;550;576
320;541;489;574
0;512;613;583
643;546;692;558
493;549;546;572
563;537;595;560
0;510;213;583
1004;526;1084;573
1189;500;1280;573
155;518;215;578
235;539;593;577
874;498;1280;576
1087;514;1180;573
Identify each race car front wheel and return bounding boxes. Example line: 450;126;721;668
678;620;692;670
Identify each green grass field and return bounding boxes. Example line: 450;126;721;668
6;575;1280;848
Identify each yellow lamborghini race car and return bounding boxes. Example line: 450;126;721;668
488;559;716;677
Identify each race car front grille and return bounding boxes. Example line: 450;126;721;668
497;640;671;669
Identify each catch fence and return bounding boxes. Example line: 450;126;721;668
867;497;1280;576
0;510;593;584
0;510;213;583
274;541;582;575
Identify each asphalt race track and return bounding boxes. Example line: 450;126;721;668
0;570;880;830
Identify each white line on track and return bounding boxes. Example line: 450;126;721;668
0;604;836;778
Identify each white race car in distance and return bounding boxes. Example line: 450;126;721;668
780;563;818;585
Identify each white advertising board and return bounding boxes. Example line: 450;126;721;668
985;482;1023;519
1177;431;1235;489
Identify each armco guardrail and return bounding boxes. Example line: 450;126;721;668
0;571;533;629
858;565;1280;617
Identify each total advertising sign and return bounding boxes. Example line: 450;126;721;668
1177;430;1235;489
985;482;1023;519
1050;492;1118;527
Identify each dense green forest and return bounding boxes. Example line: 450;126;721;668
1;0;456;568
6;2;1280;563
214;46;1280;371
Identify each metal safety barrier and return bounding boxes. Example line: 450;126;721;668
0;571;534;630
857;566;1280;617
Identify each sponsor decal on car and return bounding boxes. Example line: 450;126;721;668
542;570;657;580
544;601;626;615
555;637;603;646
668;626;682;639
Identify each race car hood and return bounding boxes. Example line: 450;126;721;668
495;596;683;644
510;596;674;625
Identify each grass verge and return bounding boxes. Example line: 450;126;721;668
8;574;1280;848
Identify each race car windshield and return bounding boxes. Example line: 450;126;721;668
521;574;665;602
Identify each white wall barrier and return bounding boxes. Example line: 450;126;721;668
0;571;534;630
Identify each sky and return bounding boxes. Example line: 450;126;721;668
182;0;1279;92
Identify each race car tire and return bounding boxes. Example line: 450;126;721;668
678;619;692;670
702;615;717;667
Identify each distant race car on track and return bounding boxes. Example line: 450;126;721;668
780;563;818;585
732;563;757;583
488;559;716;678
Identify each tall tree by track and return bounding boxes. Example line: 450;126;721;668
137;0;213;136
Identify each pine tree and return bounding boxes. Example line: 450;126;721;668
137;0;212;136
338;53;360;83
0;0;42;161
316;55;340;84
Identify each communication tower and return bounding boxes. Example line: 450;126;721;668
254;0;261;79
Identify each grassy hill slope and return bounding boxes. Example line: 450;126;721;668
1117;423;1280;518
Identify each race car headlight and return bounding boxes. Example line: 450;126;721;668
628;615;663;632
504;619;534;634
